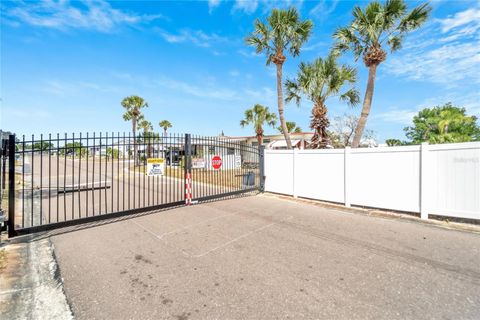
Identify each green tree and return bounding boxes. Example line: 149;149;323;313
385;138;405;146
106;147;119;159
122;95;148;165
32;141;54;151
285;53;360;148
404;103;480;144
60;142;87;157
138;119;153;159
278;121;302;134
159;120;172;134
246;8;313;149
240;104;277;146
334;0;431;148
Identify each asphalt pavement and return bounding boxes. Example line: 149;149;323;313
50;194;480;320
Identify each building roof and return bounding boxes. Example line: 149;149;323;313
221;132;314;140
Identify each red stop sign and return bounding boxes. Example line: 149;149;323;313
212;155;222;170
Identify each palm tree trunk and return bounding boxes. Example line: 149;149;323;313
276;62;292;149
310;103;330;149
132;118;137;165
352;64;377;148
256;134;263;146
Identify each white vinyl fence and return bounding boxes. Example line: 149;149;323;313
264;142;480;220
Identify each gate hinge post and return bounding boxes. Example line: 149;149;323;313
7;134;16;238
259;145;265;192
184;134;193;205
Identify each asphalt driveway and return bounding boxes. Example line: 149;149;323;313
51;194;480;319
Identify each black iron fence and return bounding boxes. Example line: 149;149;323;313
3;132;263;236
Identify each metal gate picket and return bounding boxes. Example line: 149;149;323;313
5;132;262;237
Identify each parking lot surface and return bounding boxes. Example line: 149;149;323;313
52;195;480;319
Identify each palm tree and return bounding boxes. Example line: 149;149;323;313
246;8;313;149
278;121;302;134
285;53;360;148
159;120;172;134
122;95;148;165
138;119;153;160
240;104;277;146
333;0;430;148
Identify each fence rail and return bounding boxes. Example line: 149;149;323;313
264;142;480;220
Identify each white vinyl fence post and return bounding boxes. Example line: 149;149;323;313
420;142;430;219
344;147;351;207
293;148;298;198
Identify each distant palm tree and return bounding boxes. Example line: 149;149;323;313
240;104;277;146
138;119;153;159
285;53;360;148
333;0;430;148
278;121;302;134
159;120;172;134
122;95;148;164
246;8;313;149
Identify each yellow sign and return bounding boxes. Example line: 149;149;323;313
146;158;165;176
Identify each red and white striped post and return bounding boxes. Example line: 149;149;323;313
185;172;192;205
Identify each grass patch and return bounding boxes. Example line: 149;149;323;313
129;165;258;188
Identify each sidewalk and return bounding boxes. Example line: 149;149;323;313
0;236;72;320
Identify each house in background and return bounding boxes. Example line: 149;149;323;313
224;132;314;150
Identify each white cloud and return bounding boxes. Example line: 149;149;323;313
386;6;480;86
375;91;480;125
375;108;418;125
232;0;258;14
5;0;164;32
208;0;222;13
155;28;229;48
244;87;275;101
439;7;480;33
38;79;120;95
263;0;304;13
302;40;328;51
229;70;240;77
237;49;260;58
309;0;338;19
388;42;480;85
5;108;52;119
155;77;238;101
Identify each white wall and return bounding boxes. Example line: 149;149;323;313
349;146;421;213
264;142;480;220
428;142;480;219
265;150;294;195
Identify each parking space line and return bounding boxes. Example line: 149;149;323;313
192;215;294;258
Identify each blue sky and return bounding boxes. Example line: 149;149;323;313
1;0;479;143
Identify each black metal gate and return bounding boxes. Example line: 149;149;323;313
3;132;263;237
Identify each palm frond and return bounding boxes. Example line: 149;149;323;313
339;88;361;107
240;104;277;133
387;34;403;52
398;2;431;32
285;79;302;106
246;7;313;64
383;0;407;29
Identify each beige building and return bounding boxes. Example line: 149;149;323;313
223;132;314;150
